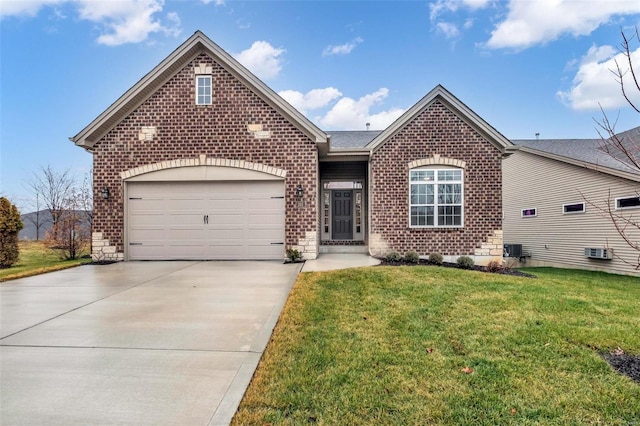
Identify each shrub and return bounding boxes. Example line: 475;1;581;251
485;260;504;273
0;197;24;268
404;251;420;264
428;252;444;265
457;255;475;269
286;248;303;262
44;208;89;260
385;251;403;262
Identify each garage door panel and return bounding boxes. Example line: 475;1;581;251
128;180;285;260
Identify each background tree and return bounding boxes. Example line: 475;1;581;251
44;188;89;260
25;165;75;231
589;26;640;269
0;197;24;268
79;170;93;228
22;193;49;240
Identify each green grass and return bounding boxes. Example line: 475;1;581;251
233;266;640;425
0;241;90;282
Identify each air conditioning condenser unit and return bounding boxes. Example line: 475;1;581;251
584;248;613;260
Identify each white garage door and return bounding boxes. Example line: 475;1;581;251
127;180;285;260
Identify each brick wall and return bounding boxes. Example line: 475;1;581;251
369;100;503;262
92;53;318;259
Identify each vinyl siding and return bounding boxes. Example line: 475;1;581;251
503;151;640;276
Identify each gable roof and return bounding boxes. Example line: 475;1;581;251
364;85;513;153
70;31;327;151
513;126;640;182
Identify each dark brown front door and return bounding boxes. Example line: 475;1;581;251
332;190;353;240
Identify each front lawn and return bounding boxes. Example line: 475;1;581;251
0;241;90;282
233;266;640;425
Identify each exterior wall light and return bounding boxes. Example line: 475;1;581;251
101;187;110;200
295;185;304;199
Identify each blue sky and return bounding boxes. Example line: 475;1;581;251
2;0;640;210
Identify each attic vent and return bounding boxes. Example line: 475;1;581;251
584;248;613;260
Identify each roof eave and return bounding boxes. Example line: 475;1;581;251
366;85;513;154
70;31;327;150
517;146;640;182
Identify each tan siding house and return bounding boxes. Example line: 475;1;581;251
503;132;640;276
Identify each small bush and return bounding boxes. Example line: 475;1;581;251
485;260;504;273
404;251;420;264
428;252;443;265
286;248;303;262
0;197;24;268
385;251;403;262
457;255;475;269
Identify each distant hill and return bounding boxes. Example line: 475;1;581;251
19;210;91;240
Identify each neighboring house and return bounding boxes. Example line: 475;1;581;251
70;31;512;263
504;127;640;276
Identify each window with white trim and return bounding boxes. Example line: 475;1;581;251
196;75;212;105
563;202;585;214
521;208;537;217
616;195;640;209
410;168;463;227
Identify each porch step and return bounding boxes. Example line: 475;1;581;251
319;245;369;254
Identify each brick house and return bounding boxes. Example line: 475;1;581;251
71;31;512;264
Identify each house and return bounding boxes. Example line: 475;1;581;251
503;127;640;276
71;31;512;264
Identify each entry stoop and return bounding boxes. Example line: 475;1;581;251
319;245;369;254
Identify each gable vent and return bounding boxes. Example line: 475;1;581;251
584;248;613;260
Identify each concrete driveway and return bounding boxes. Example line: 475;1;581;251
0;261;301;426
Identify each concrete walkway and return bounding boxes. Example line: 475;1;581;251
0;261;301;426
302;253;381;272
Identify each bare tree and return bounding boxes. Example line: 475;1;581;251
44;188;89;260
590;26;640;269
22;193;49;240
79;170;93;229
25;165;76;231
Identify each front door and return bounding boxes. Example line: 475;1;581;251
332;190;353;240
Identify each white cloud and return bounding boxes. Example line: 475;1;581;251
436;21;460;39
0;0;66;17
234;41;285;80
429;0;492;21
486;0;640;50
1;0;181;45
322;37;363;56
279;88;343;114
201;0;224;5
317;88;405;130
557;44;640;110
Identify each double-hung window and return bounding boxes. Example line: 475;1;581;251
410;168;463;227
196;75;212;105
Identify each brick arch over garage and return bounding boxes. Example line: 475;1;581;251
120;156;288;180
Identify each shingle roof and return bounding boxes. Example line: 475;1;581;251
513;126;640;178
329;131;382;149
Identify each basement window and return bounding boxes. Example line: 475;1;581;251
615;195;640;210
196;75;212;105
521;208;537;218
563;202;585;214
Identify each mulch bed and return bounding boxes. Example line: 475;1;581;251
379;259;537;278
603;352;640;385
